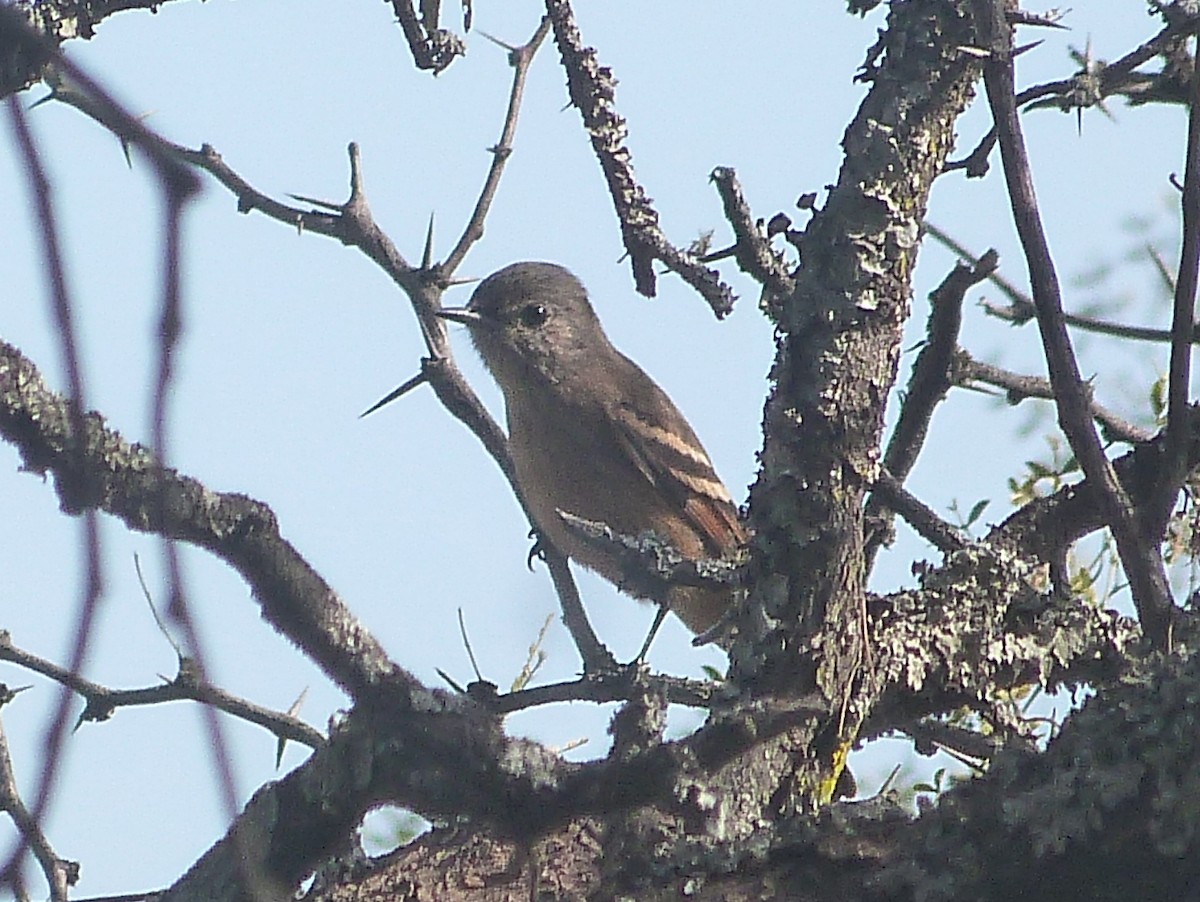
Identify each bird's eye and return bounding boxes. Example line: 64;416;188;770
518;303;548;327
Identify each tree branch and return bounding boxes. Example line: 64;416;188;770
0;633;325;750
1155;49;1200;532
975;0;1174;645
543;0;735;316
951;350;1155;445
865;250;996;567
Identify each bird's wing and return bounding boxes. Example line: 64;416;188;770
605;359;746;555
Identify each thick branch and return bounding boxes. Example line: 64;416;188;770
0;339;406;701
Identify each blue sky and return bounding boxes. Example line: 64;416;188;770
0;2;1189;895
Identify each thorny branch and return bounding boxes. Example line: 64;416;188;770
951;351;1155;445
975;0;1174;646
0;632;325;750
948;9;1200;177
0;714;75;901
150;21;611;673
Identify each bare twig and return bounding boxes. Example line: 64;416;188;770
951;351;1154;445
544;552;616;673
975;0;1173;645
457;608;485;683
0;633;325;750
544;0;735;316
870;470;967;555
865;249;996;567
1154;55;1200;532
925;222;1200;344
442;17;552;274
0;717;75;900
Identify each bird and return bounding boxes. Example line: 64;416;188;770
436;262;746;636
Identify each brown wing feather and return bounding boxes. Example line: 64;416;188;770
603;353;745;556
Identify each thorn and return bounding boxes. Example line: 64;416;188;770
477;30;517;52
422;212;436;270
359;371;430;418
435;668;466;693
287;193;343;213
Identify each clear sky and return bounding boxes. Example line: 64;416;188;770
0;2;1187;895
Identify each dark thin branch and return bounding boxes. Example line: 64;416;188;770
0;717;74;901
4;91;104;896
865;249;995;567
494;668;715;714
870;470;967;555
948;11;1200;176
543;0;736;316
982;297;1200;344
544;551;616;673
1155;52;1200;532
0;633;325;750
975;0;1173;646
926;222;1200;344
952;351;1155;445
442;17;552;274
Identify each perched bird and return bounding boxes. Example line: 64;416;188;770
437;262;746;634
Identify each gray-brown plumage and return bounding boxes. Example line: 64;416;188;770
438;262;745;633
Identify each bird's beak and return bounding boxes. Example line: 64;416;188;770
435;306;485;326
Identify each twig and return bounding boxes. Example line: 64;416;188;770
0;632;325;750
495;667;715;714
543;0;735;316
951;351;1154;445
1154;53;1200;532
4;85;104;894
975;0;1174;646
947;11;1200;176
981;298;1200;344
926;222;1200;344
510;614;553;693
0;717;75;900
865;249;996;567
457;608;485;683
443;17;552;274
544;552;616;674
870;470;967;555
